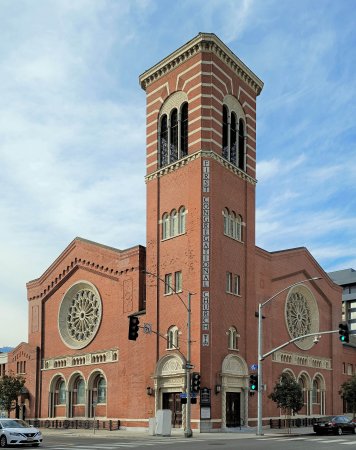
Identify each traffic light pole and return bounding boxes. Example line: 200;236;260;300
256;277;322;436
185;292;193;438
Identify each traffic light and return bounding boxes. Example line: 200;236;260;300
191;372;201;392
128;315;140;341
249;374;258;391
339;323;349;343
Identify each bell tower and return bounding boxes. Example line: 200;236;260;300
139;33;263;430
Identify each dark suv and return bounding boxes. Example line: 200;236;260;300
313;415;356;435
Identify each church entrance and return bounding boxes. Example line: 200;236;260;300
226;392;241;427
162;392;182;428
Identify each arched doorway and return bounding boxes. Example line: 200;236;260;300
67;372;86;418
221;354;249;429
87;370;107;418
155;354;186;428
48;374;67;418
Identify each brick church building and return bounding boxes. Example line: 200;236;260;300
4;33;356;432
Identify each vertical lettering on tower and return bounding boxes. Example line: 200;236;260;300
202;159;210;346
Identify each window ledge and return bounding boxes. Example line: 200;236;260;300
161;232;186;242
224;233;244;244
226;292;241;297
228;348;239;352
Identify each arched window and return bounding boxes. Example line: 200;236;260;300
75;378;85;404
162;213;169;239
178;206;186;234
223;208;229;235
170;109;178;162
167;326;179;350
228;327;239;350
170;210;178;237
57;380;66;405
235;215;242;241
95;376;106;403
230;112;237;165
299;377;307;404
221;99;246;172
180;103;188;158
223;208;243;241
312;379;319;403
160;115;168;167
230;211;236;238
238;119;245;170
222;105;229;160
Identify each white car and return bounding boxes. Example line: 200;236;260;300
0;419;42;447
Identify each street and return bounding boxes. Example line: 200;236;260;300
37;432;356;450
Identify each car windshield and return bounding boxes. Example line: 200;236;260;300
0;419;29;428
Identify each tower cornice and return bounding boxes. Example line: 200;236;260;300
139;32;264;96
145;149;257;185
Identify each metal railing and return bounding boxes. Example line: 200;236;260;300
27;419;121;431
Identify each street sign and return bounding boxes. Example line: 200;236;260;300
250;363;258;371
143;323;152;334
179;393;187;398
183;363;194;369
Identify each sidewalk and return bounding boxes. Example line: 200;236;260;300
41;426;314;440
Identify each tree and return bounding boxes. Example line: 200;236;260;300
339;375;356;418
0;373;25;417
269;373;304;427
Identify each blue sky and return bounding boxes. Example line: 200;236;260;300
1;0;355;346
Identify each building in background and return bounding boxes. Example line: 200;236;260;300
329;269;356;335
1;33;356;431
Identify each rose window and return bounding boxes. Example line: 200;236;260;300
285;285;319;351
67;289;100;342
58;281;102;349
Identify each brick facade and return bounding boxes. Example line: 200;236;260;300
2;33;356;431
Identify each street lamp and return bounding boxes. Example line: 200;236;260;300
143;270;194;438
256;277;322;436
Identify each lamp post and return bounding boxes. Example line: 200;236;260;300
256;277;322;436
144;270;194;438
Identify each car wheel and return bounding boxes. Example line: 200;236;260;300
0;435;7;448
337;427;343;436
353;426;356;435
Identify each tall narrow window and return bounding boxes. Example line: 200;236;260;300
167;326;179;349
238;119;245;170
222;105;229;160
180;103;188;158
97;377;106;403
223;208;229;235
175;271;182;292
162;213;169;239
229;211;236;238
76;378;85;404
230;112;237;165
226;272;232;293
228;327;239;350
170;210;178;236
160;115;168;167
170;109;178;162
178;206;186;234
57;380;66;405
233;275;240;295
165;273;173;295
312;379;319;403
236;215;242;241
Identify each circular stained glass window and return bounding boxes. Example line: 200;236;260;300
285;285;319;350
58;281;102;349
